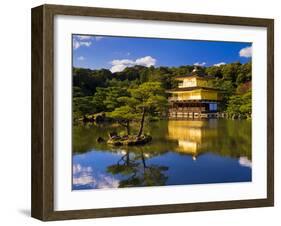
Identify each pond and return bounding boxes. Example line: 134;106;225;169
72;119;252;190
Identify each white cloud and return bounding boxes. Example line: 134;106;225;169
73;164;92;174
239;46;252;58
239;157;252;168
111;59;135;65
73;39;92;49
77;56;85;61
193;62;206;67
73;35;105;50
72;164;119;189
135;56;156;67
96;175;119;189
213;62;226;67
110;59;134;73
110;56;156;73
95;36;104;41
75;35;92;40
73;39;80;49
110;64;128;73
75;35;104;41
73;175;95;185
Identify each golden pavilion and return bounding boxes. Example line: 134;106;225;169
167;67;222;119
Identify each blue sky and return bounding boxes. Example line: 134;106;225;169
72;34;252;72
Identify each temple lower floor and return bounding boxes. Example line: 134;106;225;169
168;101;220;119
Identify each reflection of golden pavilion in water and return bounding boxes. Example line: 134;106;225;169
167;120;218;160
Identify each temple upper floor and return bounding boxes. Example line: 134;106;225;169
175;67;214;88
177;77;209;88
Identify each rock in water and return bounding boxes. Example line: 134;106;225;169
96;137;105;143
107;135;152;146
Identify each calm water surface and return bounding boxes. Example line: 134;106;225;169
72;119;252;190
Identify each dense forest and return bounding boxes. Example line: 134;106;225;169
73;62;252;124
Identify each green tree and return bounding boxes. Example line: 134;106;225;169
236;72;247;85
73;86;84;97
73;68;112;96
92;87;107;113
139;68;149;83
240;90;252;118
72;61;252;122
205;66;223;78
109;82;168;137
226;95;243;117
226;89;252;119
107;106;135;135
221;62;241;83
104;87;129;111
73;96;95;120
129;82;168;137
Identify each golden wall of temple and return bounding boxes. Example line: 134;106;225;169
178;77;209;88
172;89;220;101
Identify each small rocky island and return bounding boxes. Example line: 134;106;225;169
106;132;152;146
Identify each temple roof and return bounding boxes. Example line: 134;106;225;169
175;67;214;80
167;86;221;93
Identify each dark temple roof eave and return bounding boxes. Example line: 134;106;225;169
166;86;224;92
175;73;215;80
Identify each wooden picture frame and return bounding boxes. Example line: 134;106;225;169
31;4;274;221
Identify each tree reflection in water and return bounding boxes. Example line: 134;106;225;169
73;119;252;189
107;150;168;187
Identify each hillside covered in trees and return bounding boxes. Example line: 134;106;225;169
73;62;252;123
